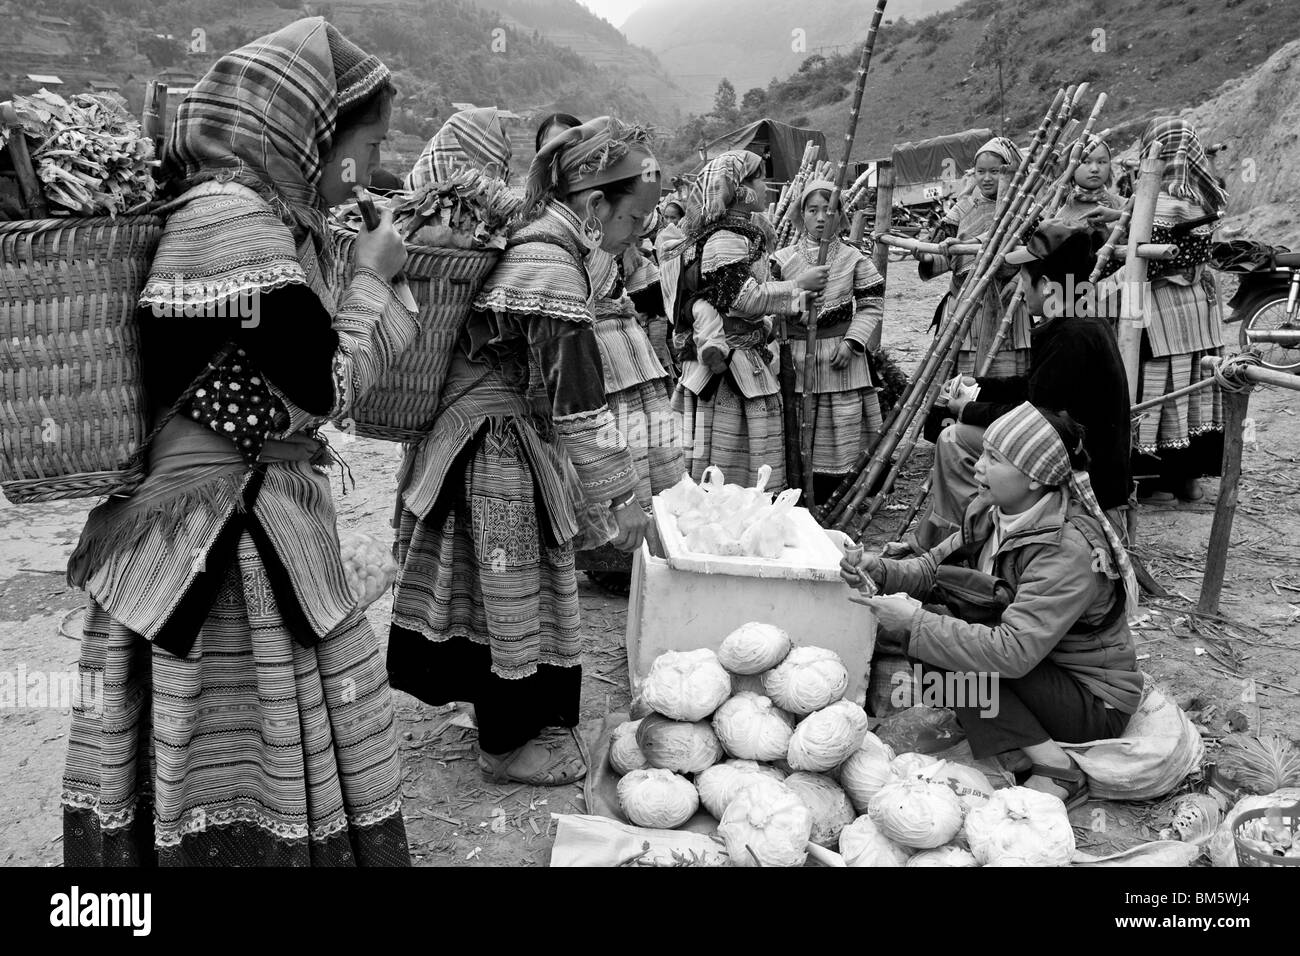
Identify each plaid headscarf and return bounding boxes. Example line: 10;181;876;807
984;402;1140;619
1139;117;1229;216
161;18;389;282
520;116;657;222
976;136;1024;170
661;149;769;261
408;107;512;190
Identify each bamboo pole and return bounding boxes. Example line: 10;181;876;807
822;88;1070;529
872;160;895;279
832;91;1074;532
779;317;802;486
142;81;167;156
1198;385;1250;615
1118;143;1165;401
877;234;1176;260
799;0;889;506
1089;196;1135;283
849;209;868;242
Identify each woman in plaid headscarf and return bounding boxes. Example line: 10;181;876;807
1130;117;1229;502
388;117;661;786
407;106;513;190
61;18;415;866
918;136;1033;377
845;402;1141;808
664;149;827;489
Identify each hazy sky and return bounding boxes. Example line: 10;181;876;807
577;0;646;29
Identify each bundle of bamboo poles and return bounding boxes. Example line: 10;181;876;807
819;84;1096;537
840;166;876;216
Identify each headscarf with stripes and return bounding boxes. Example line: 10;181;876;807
159;17;390;290
976;136;1024;170
408;107;512;190
1139;116;1229;216
983;402;1140;619
661;149;771;261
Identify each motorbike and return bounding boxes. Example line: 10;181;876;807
1217;241;1300;373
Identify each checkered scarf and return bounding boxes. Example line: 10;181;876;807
977;136;1024;169
984;402;1140;617
161;17;390;288
408;107;512;190
520;116;655;223
1139;117;1229;216
661;149;770;261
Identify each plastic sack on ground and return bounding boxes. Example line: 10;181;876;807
1061;675;1205;801
550;814;729;867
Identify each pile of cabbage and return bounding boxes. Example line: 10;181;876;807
658;466;801;559
610;621;1078;867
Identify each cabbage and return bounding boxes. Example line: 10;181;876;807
1208;788;1300;867
635;713;723;774
783;772;856;847
718;778;812;867
787;701;869;772
906;845;980;867
963;786;1076;867
891;752;941;779
608;720;648;776
763;646;849;715
718;622;792;675
838;748;898;813
712;692;796;761
617;768;700;829
868;779;965;849
928;760;993;816
839;815;912;867
641;648;733;721
859;731;896;761
695;759;786;819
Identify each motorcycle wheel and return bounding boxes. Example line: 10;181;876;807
1239;294;1300;372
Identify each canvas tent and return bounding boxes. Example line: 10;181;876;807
890;127;993;206
696;118;827;185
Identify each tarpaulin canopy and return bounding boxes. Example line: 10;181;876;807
697;118;828;183
891;128;994;187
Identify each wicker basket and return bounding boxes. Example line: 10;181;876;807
333;226;500;443
0;214;163;504
1233;800;1300;867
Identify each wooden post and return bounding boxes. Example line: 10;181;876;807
1118;144;1164;401
1198;386;1251;615
872;159;894;279
142;81;167;155
1;101;48;218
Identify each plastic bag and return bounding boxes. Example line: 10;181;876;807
1060;676;1204;801
874;706;966;755
339;530;399;609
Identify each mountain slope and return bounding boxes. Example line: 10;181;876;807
622;0;962;113
743;0;1300;164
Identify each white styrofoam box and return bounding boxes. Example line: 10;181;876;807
626;502;877;706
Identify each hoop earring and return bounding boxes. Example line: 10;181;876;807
581;215;604;252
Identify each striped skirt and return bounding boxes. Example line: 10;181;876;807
62;534;409;867
608;377;686;506
390;418;583;682
1133;347;1225;480
672;378;785;489
806;388;884;475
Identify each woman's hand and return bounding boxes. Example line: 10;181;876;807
610;500;649;552
851;593;922;637
830;341;855;370
946;395;969;418
355;206;408;281
797;265;830;292
839;551;885;591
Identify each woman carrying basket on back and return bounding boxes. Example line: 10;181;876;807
387;118;660;787
61;18;416;866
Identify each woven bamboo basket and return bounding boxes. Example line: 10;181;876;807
0;214;164;504
332;226;500;442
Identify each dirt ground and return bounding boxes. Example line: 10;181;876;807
1;265;1297;867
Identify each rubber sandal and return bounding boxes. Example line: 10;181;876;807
478;728;587;787
1027;761;1090;810
1138;490;1177;504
